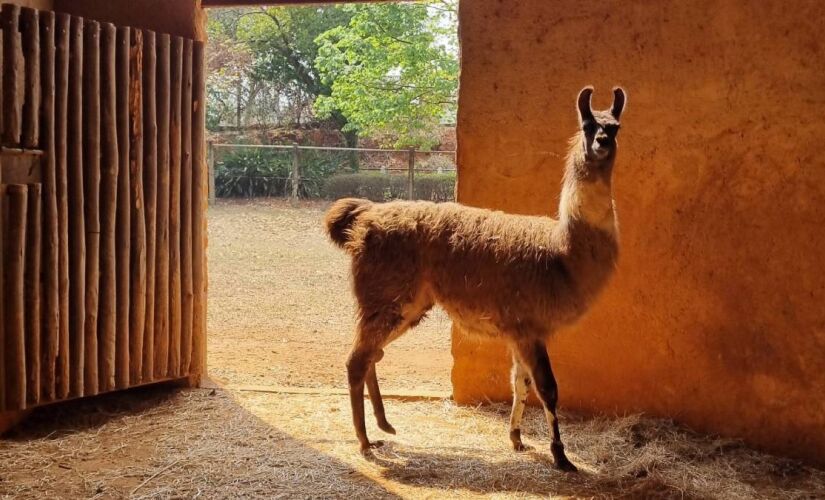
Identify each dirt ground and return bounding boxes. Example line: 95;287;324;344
2;199;825;499
206;199;453;392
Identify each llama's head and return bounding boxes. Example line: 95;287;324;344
576;86;626;164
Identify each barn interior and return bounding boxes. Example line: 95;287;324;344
1;0;824;498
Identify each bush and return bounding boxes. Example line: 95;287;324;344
214;149;292;198
322;172;455;202
215;147;355;199
414;173;455;202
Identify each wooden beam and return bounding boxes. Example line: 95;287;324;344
82;20;100;397
67;16;85;398
154;33;170;379
202;0;397;7
3;184;28;411
180;39;194;375
115;26;131;390
54;12;71;401
142;30;157;382
98;22;118;393
128;29;147;385
39;10;59;402
168;36;183;378
20;7;40;149
190;41;206;381
24;184;41;406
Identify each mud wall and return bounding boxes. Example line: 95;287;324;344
452;0;825;464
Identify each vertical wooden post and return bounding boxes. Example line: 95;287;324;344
207;141;215;204
115;26;131;390
3;4;23;145
3;184;28;410
168;36;183;377
98;23;118;392
408;148;415;201
20;7;39;149
190;41;207;382
154;33;171;379
82;20;101;396
24;184;41;406
0;183;4;410
180;39;194;374
40;10;59;401
55;13;71;400
129;29;146;384
142;30;156;382
67;16;85;398
291;144;300;201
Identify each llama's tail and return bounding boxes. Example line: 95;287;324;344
324;198;372;249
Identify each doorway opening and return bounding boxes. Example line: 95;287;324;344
203;1;459;396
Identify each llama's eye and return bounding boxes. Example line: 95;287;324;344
604;125;620;135
582;121;597;134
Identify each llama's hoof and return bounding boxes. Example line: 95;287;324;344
359;440;385;455
555;457;578;472
378;420;397;435
510;429;532;452
512;442;533;452
551;442;578;472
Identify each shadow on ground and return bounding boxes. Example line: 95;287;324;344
0;385;400;499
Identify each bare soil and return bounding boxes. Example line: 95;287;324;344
206;199;453;393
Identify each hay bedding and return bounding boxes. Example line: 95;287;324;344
4;384;819;499
240;391;825;499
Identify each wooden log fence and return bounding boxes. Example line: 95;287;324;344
0;3;207;415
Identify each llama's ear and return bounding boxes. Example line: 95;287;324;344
577;86;595;124
611;87;626;120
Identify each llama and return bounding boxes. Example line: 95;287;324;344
325;86;626;471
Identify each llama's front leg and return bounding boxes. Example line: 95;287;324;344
509;355;532;452
516;340;577;472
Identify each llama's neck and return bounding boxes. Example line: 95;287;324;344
557;137;617;235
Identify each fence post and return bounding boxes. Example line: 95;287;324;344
408;148;415;200
207;141;215;205
291;143;300;201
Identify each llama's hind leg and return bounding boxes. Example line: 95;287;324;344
366;352;396;435
509;354;532;452
515;340;578;472
347;334;386;454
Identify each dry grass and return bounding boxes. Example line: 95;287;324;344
2;385;823;499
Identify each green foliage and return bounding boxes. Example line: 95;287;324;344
314;1;458;149
322;172;455;202
214;147;360;198
215;149;293;198
413;173;456;201
237;7;353;96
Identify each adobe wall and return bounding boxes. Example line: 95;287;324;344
453;0;825;464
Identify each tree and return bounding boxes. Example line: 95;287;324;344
314;1;458;149
236;6;358;145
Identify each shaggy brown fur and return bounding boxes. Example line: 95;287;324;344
325;86;626;471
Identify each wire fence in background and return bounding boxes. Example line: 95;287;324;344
207;143;457;203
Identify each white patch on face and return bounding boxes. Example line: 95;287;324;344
592;146;610;159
